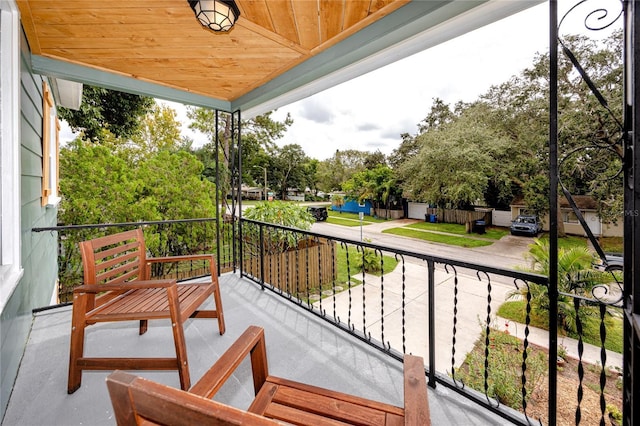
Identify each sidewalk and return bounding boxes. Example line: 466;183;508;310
495;317;622;370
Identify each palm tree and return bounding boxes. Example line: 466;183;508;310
513;238;601;333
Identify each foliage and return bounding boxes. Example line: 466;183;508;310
331;194;345;210
187;109;293;206
58;106;218;290
58;86;154;141
127;104;190;159
397;107;498;209
316;149;370;193
512;238;618;335
342;165;402;216
336;244;398;284
243;201;314;230
353;241;381;273
394;31;623;222
271;144;309;199
456;328;547;408
243;201;314;250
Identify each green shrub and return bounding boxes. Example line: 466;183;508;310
244;201;314;251
455;329;547;408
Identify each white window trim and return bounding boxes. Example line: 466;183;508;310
0;1;24;311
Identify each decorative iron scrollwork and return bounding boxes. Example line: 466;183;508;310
557;0;624;304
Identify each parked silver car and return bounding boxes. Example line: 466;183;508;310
593;253;623;272
510;215;542;236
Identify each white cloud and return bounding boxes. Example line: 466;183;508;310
271;1;554;160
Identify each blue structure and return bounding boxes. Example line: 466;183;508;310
331;200;373;215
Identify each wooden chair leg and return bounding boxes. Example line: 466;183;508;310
139;320;148;335
213;283;225;335
167;286;190;390
68;294;88;394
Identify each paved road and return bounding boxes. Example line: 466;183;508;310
311;218;533;272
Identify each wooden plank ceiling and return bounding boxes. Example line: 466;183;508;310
17;0;410;103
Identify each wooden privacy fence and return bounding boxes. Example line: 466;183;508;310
243;238;337;295
426;208;492;225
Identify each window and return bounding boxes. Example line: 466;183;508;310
41;81;61;207
0;1;23;309
563;211;579;224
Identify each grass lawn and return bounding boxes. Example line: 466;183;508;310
327;217;371;227
406;222;509;240
599;237;623;253
537;234;588;250
498;300;623;353
383;227;493;248
327;210;388;223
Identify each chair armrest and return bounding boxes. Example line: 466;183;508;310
73;279;177;294
146;254;215;264
107;371;281;426
189;326;269;399
403;355;430;425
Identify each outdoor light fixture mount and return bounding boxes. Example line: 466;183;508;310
188;0;240;32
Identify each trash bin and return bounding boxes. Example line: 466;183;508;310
473;220;486;234
429;214;437;223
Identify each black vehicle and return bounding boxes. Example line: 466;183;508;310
307;206;328;222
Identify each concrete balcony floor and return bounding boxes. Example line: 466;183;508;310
3;273;508;425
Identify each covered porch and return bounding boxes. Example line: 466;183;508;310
3;273;504;425
3;0;639;425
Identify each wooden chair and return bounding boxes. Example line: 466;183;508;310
68;228;225;394
107;325;430;425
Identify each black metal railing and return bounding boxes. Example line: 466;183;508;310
239;218;624;426
32;218;236;302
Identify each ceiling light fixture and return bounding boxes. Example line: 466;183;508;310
188;0;240;32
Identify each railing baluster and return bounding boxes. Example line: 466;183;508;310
575;297;585;425
427;259;435;387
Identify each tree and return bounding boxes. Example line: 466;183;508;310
342;165;401;217
393;30;623;226
417;97;456;133
187;109;293;205
58;86;154;141
271;144;308;200
388;133;420;169
398;112;497;209
128;104;189;159
316;149;369;193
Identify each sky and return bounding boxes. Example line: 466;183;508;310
60;0;619;160
268;1;552;160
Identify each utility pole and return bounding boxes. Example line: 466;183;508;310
263;166;267;201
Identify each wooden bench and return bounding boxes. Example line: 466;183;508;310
68;228;225;394
107;325;430;425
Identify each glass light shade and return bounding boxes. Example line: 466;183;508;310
189;0;240;32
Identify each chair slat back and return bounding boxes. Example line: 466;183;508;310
80;229;147;286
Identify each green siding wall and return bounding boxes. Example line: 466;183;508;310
0;29;59;420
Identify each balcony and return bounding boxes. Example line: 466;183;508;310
4;218;625;425
3;272;507;425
